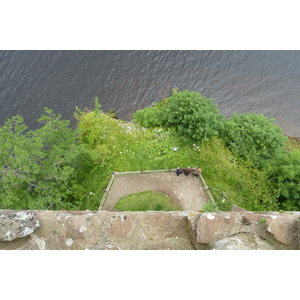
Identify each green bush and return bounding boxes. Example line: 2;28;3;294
0;109;88;210
134;90;224;142
222;113;287;168
164;90;224;142
132;106;166;128
265;150;300;210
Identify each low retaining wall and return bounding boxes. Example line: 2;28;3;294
1;209;300;250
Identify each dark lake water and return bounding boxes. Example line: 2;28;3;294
0;50;300;137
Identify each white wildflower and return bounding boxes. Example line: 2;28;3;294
170;147;179;151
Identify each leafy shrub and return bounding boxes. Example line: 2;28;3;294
222;113;287;168
164;90;224;142
0;109;88;210
132;106;166;128
265;150;300;210
134;90;224;142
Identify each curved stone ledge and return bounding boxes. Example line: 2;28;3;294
0;210;299;250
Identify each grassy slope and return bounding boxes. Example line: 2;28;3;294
77;111;278;211
114;190;182;211
196;138;277;211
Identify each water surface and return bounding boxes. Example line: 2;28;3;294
0;50;299;136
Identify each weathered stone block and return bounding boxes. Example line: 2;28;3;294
196;212;243;244
241;212;271;225
267;213;300;246
0;211;40;241
211;233;275;250
297;217;300;250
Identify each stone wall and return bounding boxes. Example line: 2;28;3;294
1;209;300;250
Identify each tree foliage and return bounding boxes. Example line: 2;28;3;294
265;150;300;210
222;113;287;168
0;115;43;209
133;90;224;142
0;109;87;210
164;90;224;142
132;106;165;128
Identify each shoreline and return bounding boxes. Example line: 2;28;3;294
285;135;300;142
284;134;300;151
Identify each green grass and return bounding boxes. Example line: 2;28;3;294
196;138;278;211
114;190;182;211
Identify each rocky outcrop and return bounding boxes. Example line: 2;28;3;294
196;212;243;244
0;211;40;241
266;214;299;246
0;210;300;250
211;233;275;250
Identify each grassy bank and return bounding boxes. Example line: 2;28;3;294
76;109;278;211
2;91;300;211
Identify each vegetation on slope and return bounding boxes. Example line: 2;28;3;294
1;90;300;211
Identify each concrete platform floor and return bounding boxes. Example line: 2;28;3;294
102;172;208;211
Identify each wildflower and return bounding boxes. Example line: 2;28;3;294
170;147;179;151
